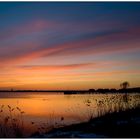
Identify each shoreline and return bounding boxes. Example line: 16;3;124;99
32;106;140;138
0;87;140;94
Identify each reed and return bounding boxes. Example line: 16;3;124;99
84;94;140;122
0;105;25;138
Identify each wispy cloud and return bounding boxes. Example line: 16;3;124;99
0;2;140;89
0;26;140;69
18;63;95;71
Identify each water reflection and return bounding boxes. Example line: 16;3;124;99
0;92;140;137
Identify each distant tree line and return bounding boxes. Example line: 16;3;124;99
0;87;140;94
88;87;140;94
0;82;139;94
88;81;139;94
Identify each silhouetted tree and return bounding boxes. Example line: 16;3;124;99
120;81;130;102
120;81;130;89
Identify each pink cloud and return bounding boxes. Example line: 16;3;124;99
16;26;140;61
0;26;140;67
17;63;95;71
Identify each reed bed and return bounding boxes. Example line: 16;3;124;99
0;105;25;137
84;94;140;122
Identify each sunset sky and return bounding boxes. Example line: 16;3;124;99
0;2;140;90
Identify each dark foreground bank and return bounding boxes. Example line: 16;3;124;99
32;106;140;138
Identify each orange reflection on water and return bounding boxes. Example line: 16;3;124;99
0;92;140;137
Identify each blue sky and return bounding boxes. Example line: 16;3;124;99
0;2;140;90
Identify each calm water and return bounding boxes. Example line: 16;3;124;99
0;92;140;136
